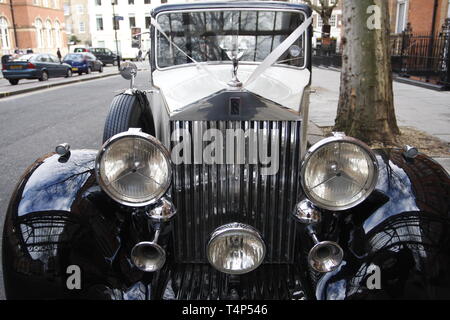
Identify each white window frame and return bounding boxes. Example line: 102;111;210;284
46;20;53;48
0;17;11;50
79;22;85;33
395;0;409;33
96;16;104;31
447;0;450;18
329;15;337;27
35;19;44;48
54;21;61;48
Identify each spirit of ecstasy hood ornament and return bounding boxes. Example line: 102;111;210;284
221;35;247;89
228;56;243;89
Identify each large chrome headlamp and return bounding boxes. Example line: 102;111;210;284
207;223;266;275
301;135;378;211
95;130;171;207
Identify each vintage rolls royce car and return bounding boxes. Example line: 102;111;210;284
3;2;450;300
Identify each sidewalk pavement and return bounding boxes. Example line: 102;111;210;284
308;67;450;174
310;67;450;143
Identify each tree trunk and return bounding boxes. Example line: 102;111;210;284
334;0;400;145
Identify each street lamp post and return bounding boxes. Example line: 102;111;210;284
112;0;120;70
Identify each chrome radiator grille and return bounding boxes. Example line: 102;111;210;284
170;120;303;263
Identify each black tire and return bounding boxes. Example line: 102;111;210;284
8;79;19;85
39;70;48;81
103;92;155;143
65;68;72;78
78;72;83;76
99;65;103;73
86;67;92;74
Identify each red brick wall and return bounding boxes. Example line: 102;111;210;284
4;0;66;53
408;0;437;34
390;0;449;35
0;1;16;50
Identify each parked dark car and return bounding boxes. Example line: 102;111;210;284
2;53;72;85
75;47;119;66
2;1;450;300
63;53;104;75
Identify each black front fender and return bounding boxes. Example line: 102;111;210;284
2;150;147;299
316;149;450;300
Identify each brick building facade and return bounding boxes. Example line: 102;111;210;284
0;0;67;56
390;0;450;35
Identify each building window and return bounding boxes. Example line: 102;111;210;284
46;20;53;48
447;0;450;18
129;16;136;28
128;0;134;4
79;22;85;33
144;0;150;4
66;23;72;34
33;0;40;5
396;0;408;33
316;15;323;28
43;0;49;7
0;17;11;50
330;15;337;27
96;0;102;5
64;4;70;15
161;0;167;3
76;4;84;14
35;19;44;48
97;16;104;30
54;21;61;48
145;16;151;29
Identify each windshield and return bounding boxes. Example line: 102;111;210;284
64;54;83;61
156;10;306;69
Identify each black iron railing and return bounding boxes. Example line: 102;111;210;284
312;19;450;88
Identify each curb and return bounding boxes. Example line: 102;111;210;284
0;71;120;99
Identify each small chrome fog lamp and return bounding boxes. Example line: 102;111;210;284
207;223;266;275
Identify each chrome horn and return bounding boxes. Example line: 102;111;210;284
131;228;166;272
307;227;343;273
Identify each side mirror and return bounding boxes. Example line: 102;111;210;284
120;61;137;80
120;61;138;88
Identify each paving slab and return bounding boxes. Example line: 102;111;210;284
310;67;450;143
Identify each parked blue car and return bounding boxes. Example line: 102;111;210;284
63;52;104;75
2;53;72;85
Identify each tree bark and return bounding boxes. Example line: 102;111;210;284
334;0;400;145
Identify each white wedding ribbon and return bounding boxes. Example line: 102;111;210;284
244;16;312;88
151;17;227;87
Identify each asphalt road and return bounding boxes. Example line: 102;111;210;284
0;70;151;299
